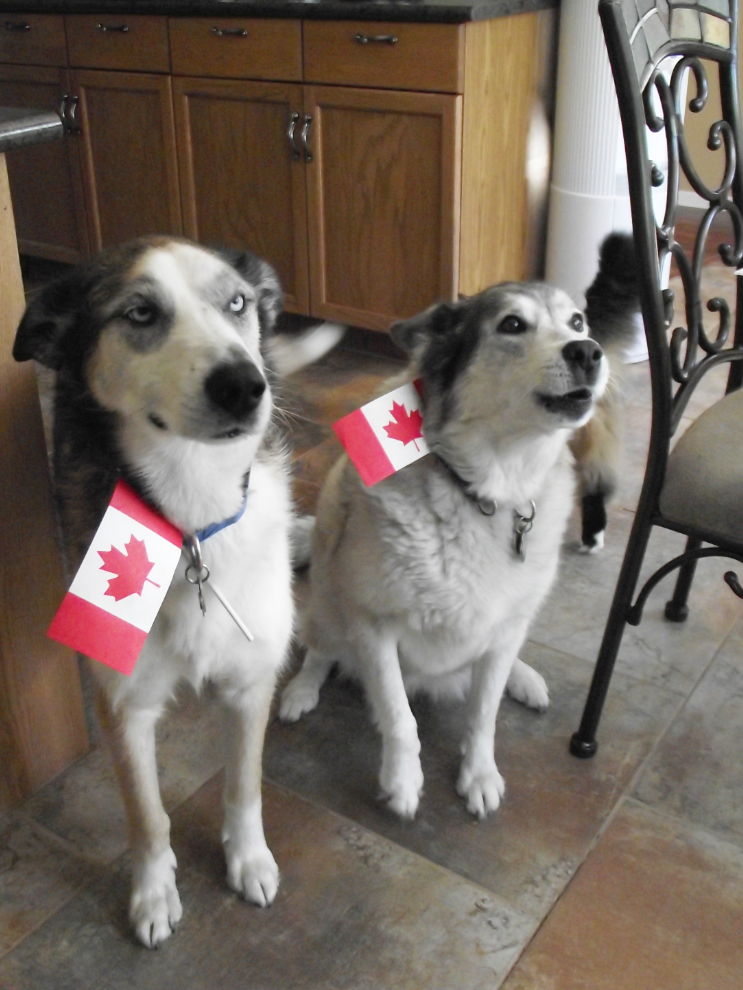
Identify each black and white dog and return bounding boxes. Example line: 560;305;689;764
14;236;340;947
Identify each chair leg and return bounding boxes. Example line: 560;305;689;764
664;536;702;622
570;514;655;759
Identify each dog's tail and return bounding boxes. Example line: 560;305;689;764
584;232;641;350
572;232;641;554
268;322;345;376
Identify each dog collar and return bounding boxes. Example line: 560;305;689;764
435;455;498;516
195;474;250;542
434;455;536;560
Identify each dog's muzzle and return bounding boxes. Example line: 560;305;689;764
562;338;604;386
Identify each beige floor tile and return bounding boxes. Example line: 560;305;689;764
501;800;743;990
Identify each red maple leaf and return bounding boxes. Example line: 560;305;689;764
98;536;160;602
383;401;424;451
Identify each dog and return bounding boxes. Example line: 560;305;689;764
279;277;610;820
13;236;341;947
570;232;641;552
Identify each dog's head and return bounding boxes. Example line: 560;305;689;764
14;237;282;444
390;282;608;444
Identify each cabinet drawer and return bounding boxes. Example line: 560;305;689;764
66;15;170;73
169;19;301;82
303;21;464;94
0;14;67;67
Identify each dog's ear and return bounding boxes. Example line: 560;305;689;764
389;301;460;355
226;250;283;334
13;269;89;370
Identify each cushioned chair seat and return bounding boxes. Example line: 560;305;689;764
659;387;743;545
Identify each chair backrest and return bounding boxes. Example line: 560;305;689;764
599;0;743;461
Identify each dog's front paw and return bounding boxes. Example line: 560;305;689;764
225;843;279;907
456;761;505;819
130;848;182;948
379;750;424;819
279;677;321;722
507;658;549;712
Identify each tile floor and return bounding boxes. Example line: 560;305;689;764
2;256;742;989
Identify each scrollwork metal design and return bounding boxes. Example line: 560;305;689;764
641;51;743;430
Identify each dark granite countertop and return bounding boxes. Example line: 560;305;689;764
0;106;64;153
0;0;557;25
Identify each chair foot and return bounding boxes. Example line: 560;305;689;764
569;732;598;759
664;599;689;622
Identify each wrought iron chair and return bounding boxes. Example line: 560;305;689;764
570;0;743;758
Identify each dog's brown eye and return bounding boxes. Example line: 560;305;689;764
228;294;246;315
497;315;527;335
124;305;155;326
570;313;584;331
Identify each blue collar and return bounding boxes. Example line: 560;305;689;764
195;478;250;542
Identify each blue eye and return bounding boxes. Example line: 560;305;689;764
229;294;246;314
497;315;528;335
124;304;156;326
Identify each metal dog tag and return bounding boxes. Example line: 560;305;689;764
182;536;254;641
512;501;536;562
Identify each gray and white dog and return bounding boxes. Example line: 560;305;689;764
281;279;609;820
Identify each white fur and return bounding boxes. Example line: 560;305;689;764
281;283;605;819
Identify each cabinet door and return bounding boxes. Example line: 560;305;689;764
173;77;309;314
72;70;182;251
304;85;462;332
0;65;88;263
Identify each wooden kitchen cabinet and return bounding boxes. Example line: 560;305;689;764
0;64;88;262
173;77;310;314
0;15;88;262
65;15;181;252
72;69;182;251
304;84;461;329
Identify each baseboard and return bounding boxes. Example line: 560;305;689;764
678;189;706;210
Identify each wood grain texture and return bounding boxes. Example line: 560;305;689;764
169;18;302;82
0;65;89;263
0;154;88;813
74;69;182;251
174;76;309;312
0;13;67;68
303;20;465;95
66;14;170;74
459;11;555;293
305;85;461;331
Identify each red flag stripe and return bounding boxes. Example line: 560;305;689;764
109;480;182;545
333;407;395;487
48;592;148;676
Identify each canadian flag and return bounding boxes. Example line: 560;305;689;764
48;480;183;676
333;380;429;486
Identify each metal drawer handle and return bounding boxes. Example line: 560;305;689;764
211;27;249;38
354;33;398;45
300;113;313;163
287;111;301;161
96;23;130;33
4;21;31;32
59;94;81;136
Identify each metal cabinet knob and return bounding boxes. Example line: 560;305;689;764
211;27;249;38
354;33;398;46
96;23;130;33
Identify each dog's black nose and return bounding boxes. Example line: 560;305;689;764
205;359;266;419
562;339;603;382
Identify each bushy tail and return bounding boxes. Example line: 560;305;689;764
584;233;641;349
268;322;345;376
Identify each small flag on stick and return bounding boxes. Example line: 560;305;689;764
48;480;183;675
333;380;429;486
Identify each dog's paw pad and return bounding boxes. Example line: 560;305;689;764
457;765;505;819
507;661;549;712
226;847;279;907
130;855;182;948
279;681;320;722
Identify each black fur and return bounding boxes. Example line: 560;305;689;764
581;491;608;548
584;232;641;347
